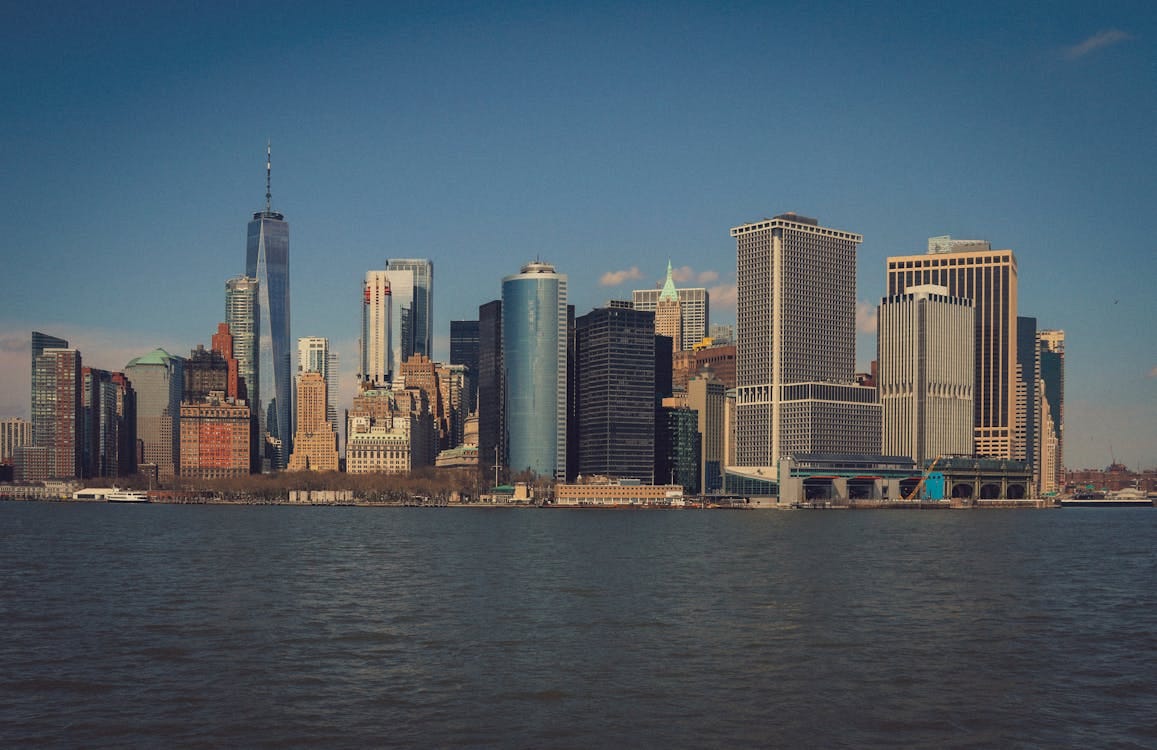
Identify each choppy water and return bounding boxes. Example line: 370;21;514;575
1;502;1155;748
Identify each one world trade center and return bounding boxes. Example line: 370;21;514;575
246;143;291;470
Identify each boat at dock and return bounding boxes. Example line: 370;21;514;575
106;490;150;503
1060;488;1152;508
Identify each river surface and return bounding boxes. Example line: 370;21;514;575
1;502;1154;748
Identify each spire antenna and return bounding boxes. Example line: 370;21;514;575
265;140;272;213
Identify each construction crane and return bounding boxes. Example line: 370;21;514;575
905;455;944;501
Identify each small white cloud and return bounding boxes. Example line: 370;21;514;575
1064;29;1133;60
599;266;643;287
697;270;719;284
1148;366;1157;379
671;265;696;284
709;283;738;309
856;300;878;335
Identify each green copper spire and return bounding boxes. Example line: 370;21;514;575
659;259;679;302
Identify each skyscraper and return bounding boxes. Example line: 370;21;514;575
287;371;339;472
297;337;338;436
1015;316;1040;483
360;271;393;386
502;262;567;480
29;346;81;479
877;285;974;467
887;236;1019;459
82;366;135;478
1038;329;1065;490
450;319;480;414
245;144;291;469
226;276;258;400
386;258;434;359
653;260;682;352
226;277;259;472
574;306;657;481
633;271;709;351
477;300;503;476
125;348;183;480
732;213;880;466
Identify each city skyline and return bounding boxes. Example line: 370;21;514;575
1;3;1154;470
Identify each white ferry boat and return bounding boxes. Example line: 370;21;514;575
106;490;150;504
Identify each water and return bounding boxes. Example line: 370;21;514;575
1;503;1154;748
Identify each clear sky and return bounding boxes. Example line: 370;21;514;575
2;1;1154;470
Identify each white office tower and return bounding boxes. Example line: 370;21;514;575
877;284;974;467
732;213;880;467
360;271;392;386
297;337;338;434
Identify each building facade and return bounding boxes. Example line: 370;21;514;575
574;306;657;481
245;146;291;469
502;262;567;480
733;213;880;467
887;236;1019;459
81;367;136;478
179;394;251;479
877;284;974;467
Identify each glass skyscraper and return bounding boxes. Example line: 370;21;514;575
502;262;567;481
386;258;433;359
245;147;291;470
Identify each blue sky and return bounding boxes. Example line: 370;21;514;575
2;1;1154;470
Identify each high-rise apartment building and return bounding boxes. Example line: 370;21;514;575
287;371;339;472
733;213;881;466
574;307;657;481
361;271;393;386
887;236;1019;459
877;285;974;467
297;337;338;436
502;262;568;480
29;346;82;480
633;269;709;351
125;348;183;480
1038;329;1065;490
476;300;503;476
245;145;291;469
225;276;259;402
386;258;434;359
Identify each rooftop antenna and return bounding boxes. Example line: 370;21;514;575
265;139;272;213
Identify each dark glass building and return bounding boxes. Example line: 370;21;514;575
573;307;656;481
477;301;503;478
450;319;480;414
663;406;701;493
245;147;291;470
